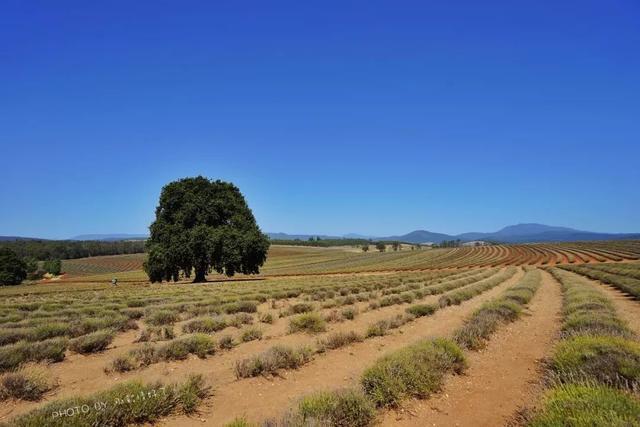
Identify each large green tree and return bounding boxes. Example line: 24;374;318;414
144;177;270;283
0;248;27;286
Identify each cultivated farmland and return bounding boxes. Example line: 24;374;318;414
1;241;639;426
59;240;640;282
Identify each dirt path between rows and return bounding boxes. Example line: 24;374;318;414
154;269;524;426
0;270;501;423
377;268;563;427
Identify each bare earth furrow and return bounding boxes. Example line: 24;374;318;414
377;268;562;427
0;268;507;422
155;268;525;426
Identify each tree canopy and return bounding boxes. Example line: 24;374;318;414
43;259;62;275
144;177;270;282
0;248;27;286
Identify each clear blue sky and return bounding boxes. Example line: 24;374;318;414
1;1;639;239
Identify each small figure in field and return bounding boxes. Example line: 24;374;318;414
111;277;118;286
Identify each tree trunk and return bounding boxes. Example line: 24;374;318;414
193;269;207;283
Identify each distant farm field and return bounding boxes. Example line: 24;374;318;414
1;240;639;426
62;254;147;277
60;240;640;281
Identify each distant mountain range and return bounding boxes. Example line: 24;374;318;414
268;223;640;244
0;234;148;242
0;236;45;242
71;234;149;241
264;232;339;241
1;223;639;244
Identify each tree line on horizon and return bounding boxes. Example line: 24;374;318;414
0;240;146;285
0;239;146;261
274;238;373;247
1;177;271;286
0;176;473;287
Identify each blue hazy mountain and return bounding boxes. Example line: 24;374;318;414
391;223;640;244
269;223;640;244
379;230;454;244
266;232;345;241
0;236;46;241
3;223;639;244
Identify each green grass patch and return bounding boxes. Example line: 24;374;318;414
454;300;523;350
234;345;314;378
156;334;216;360
182;317;227;334
218;334;235;349
69;330;114;354
562;311;632;339
289;312;327;334
117;333;216;371
228;313;254;328
0;337;67;372
145;309;179;326
5;374;209;427
0;368;55;401
550;268;634;339
285;303;315;315
297;389;376;427
30;323;71;341
365;314;414;338
106;354;136;373
529;384;640;427
560;264;640;300
438;267;517;308
240;327;263;342
259;313;274;324
453;269;540;350
223;301;258;314
341;306;358;320
405;303;437;318
551;335;640;390
317;331;363;351
224;417;252;427
361;338;466;408
135;326;174;342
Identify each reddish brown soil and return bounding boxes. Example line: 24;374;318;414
154;268;525;426
6;263;635;426
377;269;562;427
0;269;521;423
58;252;626;285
